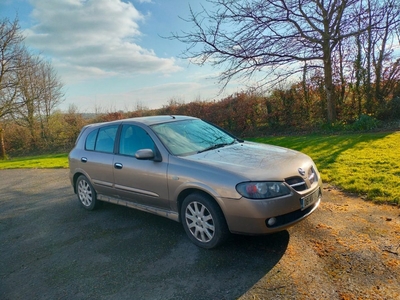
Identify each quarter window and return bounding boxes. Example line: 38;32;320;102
85;129;98;151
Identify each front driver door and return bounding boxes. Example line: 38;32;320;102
113;124;169;209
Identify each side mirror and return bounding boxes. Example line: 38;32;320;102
135;149;155;160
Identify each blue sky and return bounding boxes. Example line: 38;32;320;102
0;0;244;112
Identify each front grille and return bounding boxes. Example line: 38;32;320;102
285;176;307;191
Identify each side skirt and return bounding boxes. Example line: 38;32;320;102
97;194;180;223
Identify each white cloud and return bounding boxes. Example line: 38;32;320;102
25;0;181;78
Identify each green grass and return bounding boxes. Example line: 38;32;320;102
0;153;68;169
1;131;399;205
251;131;400;205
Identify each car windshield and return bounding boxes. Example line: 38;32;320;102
151;119;236;156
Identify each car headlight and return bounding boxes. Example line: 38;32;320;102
236;182;291;199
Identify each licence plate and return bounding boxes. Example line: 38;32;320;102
300;189;319;210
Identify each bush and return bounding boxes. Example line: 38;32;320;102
388;97;400;120
350;114;380;131
318;120;347;132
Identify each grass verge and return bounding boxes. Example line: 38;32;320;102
0;153;68;169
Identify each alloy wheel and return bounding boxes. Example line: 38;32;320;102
78;179;93;207
185;201;215;243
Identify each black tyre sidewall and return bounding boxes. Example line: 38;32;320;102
181;193;229;249
76;175;98;210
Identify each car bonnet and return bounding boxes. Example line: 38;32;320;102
183;141;314;181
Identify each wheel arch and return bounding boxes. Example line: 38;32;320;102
177;188;224;223
72;172;85;193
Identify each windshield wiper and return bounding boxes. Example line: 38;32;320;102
198;142;232;154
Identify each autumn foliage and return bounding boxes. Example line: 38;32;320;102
3;77;400;158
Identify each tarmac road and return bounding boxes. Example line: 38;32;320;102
0;169;289;300
1;169;400;299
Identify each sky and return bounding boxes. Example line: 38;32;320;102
0;0;244;113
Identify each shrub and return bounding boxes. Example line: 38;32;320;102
388;97;400;120
350;114;380;131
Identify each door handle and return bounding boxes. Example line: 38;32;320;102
114;163;123;169
81;157;87;163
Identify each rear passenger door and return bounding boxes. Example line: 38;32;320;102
113;124;169;209
82;124;118;196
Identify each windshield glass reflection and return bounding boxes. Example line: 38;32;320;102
151;119;235;156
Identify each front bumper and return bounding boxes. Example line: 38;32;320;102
220;187;322;235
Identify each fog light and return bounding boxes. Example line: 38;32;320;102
267;217;277;226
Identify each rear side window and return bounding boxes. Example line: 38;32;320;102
85;125;118;153
96;125;118;153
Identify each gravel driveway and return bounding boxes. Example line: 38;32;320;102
0;169;399;299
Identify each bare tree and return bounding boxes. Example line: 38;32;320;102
0;17;64;156
343;0;400;115
35;59;64;147
172;0;384;123
0;17;26;159
13;53;42;149
368;0;400;110
13;54;64;151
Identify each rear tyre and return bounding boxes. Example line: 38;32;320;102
181;193;230;249
76;175;100;210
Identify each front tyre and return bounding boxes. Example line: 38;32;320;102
181;193;230;249
76;175;100;210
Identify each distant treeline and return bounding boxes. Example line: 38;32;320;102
3;82;400;157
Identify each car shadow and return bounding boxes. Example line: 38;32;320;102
0;173;289;300
75;202;290;299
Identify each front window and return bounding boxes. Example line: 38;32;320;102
119;124;155;156
151;119;235;156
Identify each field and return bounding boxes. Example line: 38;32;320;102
1;131;399;205
252;131;400;205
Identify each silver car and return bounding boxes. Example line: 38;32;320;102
69;115;322;248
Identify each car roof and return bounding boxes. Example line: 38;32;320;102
84;115;198;129
123;115;198;125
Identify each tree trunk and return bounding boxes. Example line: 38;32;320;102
365;0;373;114
302;62;311;122
323;47;337;123
0;127;6;160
